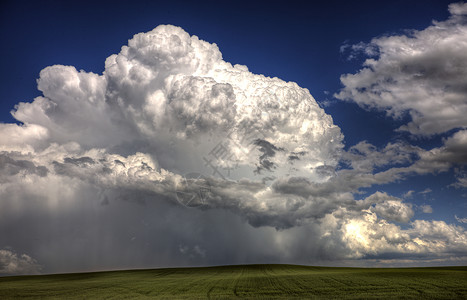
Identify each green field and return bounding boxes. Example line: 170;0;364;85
0;264;466;299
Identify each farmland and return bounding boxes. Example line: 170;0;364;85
1;264;466;299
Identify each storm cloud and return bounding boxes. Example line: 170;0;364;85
1;22;466;275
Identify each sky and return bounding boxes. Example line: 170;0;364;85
1;0;467;275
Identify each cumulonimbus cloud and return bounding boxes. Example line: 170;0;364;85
11;25;343;182
1;24;466;274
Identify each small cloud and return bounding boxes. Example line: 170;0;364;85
339;41;378;61
362;192;414;223
452;174;467;189
339;42;350;53
420;204;433;214
178;244;206;258
193;245;206;258
402;190;415;199
419;188;432;195
449;2;467;15
455;215;467;224
318;99;336;108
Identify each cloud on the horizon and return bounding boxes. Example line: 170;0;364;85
1;23;467;274
0;249;41;275
336;2;467;136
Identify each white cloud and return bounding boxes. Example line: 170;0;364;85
11;25;343;182
420;205;433;214
0;123;48;153
455;215;467;223
335;2;467;136
449;1;467;15
419;188;432;195
361;192;414;223
453;175;467;188
340;210;467;259
403;190;415;199
1;25;347;231
0;249;41;275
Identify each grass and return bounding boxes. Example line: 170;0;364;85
0;264;466;299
